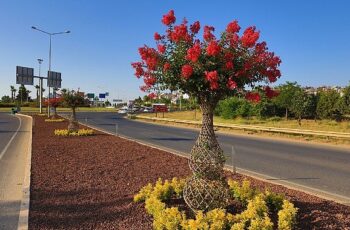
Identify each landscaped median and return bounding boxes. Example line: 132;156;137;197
29;115;350;229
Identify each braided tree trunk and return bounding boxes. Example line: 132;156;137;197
68;107;79;132
183;99;229;211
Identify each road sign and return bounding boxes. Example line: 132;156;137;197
47;71;62;88
16;66;34;85
87;93;95;99
113;99;122;102
105;92;109;96
99;93;106;99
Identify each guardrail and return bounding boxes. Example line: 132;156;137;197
135;115;350;139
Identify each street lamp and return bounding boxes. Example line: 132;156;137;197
31;26;70;117
37;58;43;114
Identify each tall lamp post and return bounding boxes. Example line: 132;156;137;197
37;58;43;114
31;26;70;117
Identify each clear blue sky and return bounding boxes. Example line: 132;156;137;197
0;0;349;101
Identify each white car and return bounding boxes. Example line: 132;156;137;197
118;109;128;114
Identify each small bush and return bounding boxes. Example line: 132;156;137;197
45;118;65;122
54;129;94;136
278;200;298;230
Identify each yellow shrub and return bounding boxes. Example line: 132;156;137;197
135;177;296;230
153;207;185;230
278;200;298;230
145;195;166;217
181;211;209;230
171;177;186;198
54;129;94;136
205;209;228;230
228;179;257;205
45;118;65;122
153;178;174;200
134;183;153;202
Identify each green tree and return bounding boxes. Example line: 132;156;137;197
274;82;301;120
339;84;350;115
61;89;85;131
316;90;342;120
1;95;11;103
16;85;28;105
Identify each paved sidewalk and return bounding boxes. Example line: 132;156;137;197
0;114;32;230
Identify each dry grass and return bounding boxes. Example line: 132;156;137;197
145;110;350;133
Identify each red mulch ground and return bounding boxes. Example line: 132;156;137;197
29;115;350;229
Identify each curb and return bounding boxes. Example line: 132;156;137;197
16;114;32;230
61;115;350;206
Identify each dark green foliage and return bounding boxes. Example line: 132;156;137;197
1;95;11;103
316;90;342;120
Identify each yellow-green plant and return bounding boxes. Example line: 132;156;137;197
278;200;298;230
45;118;65;122
54;129;94;136
135;178;297;230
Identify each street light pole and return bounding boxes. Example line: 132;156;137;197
31;26;70;117
37;58;43;114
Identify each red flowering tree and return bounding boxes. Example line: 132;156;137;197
44;97;62;119
132;10;281;211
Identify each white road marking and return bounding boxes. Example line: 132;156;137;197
0;115;21;161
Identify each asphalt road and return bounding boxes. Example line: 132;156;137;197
0;113;31;230
0;112;20;154
69;112;350;203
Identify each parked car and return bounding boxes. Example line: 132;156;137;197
143;107;153;113
118;109;128;114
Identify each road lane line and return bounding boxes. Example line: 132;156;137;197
0;115;21;161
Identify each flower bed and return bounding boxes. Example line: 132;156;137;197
29;115;350;229
134;178;297;229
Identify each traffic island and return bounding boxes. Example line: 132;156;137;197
29;115;350;229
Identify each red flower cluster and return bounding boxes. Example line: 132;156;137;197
138;46;158;70
226;20;240;34
143;74;156;87
241;26;260;48
163;62;170;72
131;62;144;78
181;65;193;79
245;92;261;103
170;23;191;42
161;10;176;25
227;78;237;90
45;97;62;107
186;43;201;62
264;86;279;98
148;92;157;99
154;32;162;41
205;71;219;90
225;61;234;70
190;21;200;34
203;25;215;41
157;44;166;54
206;40;221;56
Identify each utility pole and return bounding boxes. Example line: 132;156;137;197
37;59;43;114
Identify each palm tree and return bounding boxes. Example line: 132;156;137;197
26;90;31;102
10;86;15;102
35;85;40;105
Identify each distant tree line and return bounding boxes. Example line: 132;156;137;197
134;81;350;123
214;81;350;123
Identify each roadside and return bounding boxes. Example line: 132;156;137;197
0;114;32;230
134;113;350;147
29;115;350;229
